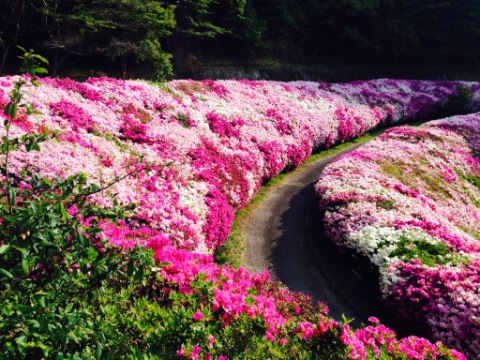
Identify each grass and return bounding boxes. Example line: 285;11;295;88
376;199;396;210
390;234;468;267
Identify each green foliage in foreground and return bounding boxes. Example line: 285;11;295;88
0;171;348;359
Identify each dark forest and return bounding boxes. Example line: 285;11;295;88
2;0;480;80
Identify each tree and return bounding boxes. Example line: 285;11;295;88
247;0;305;60
212;1;268;59
34;0;87;76
33;0;176;79
0;0;36;74
79;0;176;79
398;0;480;65
163;0;248;74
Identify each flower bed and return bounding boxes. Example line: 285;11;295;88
0;77;475;254
0;76;475;358
316;114;480;357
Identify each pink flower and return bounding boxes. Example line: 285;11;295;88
192;310;204;321
208;335;215;347
190;345;201;360
339;324;351;345
176;346;186;357
296;321;316;340
179;285;193;294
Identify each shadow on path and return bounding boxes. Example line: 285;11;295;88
242;143;402;331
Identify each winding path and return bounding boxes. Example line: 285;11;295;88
241;142;397;329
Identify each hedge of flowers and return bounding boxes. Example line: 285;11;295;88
0;75;476;358
316;114;480;358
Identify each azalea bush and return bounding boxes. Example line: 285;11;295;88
0;76;476;257
0;69;477;358
316;115;480;357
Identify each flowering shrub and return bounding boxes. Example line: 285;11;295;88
0;75;475;358
317;114;480;357
0;77;475;255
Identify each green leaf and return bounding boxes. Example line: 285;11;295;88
0;268;14;279
22;258;29;274
42;178;52;188
56;202;71;221
2;304;13;316
8;187;16;206
15;335;27;345
26;319;40;328
14;247;29;256
0;244;10;255
78;231;88;247
35;67;48;74
4;102;18;118
25;138;41;152
95;343;102;359
38;297;46;308
78;173;88;184
65;303;74;313
32;54;49;65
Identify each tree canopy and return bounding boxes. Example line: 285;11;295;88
1;0;480;78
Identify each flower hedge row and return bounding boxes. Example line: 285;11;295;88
316;114;480;358
0;76;476;358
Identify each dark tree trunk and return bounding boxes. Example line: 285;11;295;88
0;45;12;75
51;48;59;77
50;50;70;77
121;55;127;79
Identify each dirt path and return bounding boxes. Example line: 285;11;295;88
241;143;397;329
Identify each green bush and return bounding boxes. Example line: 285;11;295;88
0;48;160;359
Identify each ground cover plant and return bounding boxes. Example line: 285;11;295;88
0;63;477;358
316;114;480;358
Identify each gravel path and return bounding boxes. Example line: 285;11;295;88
241;142;398;329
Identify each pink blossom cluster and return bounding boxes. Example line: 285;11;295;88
0;76;469;255
317;114;480;357
0;75;472;358
341;318;465;360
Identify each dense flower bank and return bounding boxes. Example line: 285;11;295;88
316;114;480;357
0;76;474;358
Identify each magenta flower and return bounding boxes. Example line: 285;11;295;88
192;310;204;321
190;345;201;360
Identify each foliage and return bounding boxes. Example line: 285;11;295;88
3;0;480;77
72;0;176;80
0;0;36;74
0;48;158;359
390;235;467;267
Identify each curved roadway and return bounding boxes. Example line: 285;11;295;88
241;143;399;329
